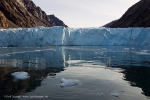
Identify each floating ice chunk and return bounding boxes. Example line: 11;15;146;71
60;78;80;87
11;72;29;80
124;48;129;50
121;90;125;93
110;90;119;97
97;92;104;97
35;50;41;52
141;50;148;52
136;52;149;55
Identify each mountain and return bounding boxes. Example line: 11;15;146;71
48;15;68;27
0;0;67;28
103;20;117;27
110;0;150;28
0;11;8;28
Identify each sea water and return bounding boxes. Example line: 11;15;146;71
0;46;150;100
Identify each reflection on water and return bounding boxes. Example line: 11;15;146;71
0;67;64;99
0;46;150;100
0;46;150;68
121;67;150;98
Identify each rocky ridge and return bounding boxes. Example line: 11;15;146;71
110;0;150;28
0;11;8;28
0;0;67;28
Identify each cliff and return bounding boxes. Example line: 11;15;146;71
110;0;150;28
0;0;67;28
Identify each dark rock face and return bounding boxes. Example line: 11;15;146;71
48;15;68;27
110;0;150;28
103;20;117;27
0;0;67;28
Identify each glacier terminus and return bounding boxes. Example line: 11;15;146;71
0;26;150;47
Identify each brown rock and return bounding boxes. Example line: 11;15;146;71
0;0;67;28
0;11;8;28
48;15;68;27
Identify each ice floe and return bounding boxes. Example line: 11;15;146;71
11;72;29;80
60;78;80;87
97;92;104;97
110;90;119;97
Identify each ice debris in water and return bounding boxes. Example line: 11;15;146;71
110;90;119;97
11;72;29;80
121;90;125;93
60;78;80;87
124;48;129;50
97;92;104;97
136;50;149;55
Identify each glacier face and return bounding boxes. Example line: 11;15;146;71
0;26;150;47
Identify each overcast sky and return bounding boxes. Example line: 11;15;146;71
32;0;139;28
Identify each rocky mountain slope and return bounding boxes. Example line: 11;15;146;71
0;0;67;28
103;20;117;27
110;0;150;28
0;11;8;28
48;15;68;27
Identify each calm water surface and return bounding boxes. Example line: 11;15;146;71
0;46;150;100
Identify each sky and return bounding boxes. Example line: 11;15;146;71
32;0;139;28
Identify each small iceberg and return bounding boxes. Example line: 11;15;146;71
121;90;125;93
11;72;29;80
110;90;119;97
60;78;80;87
97;92;104;97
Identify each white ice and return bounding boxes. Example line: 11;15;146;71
97;92;104;97
110;90;119;97
60;78;80;87
0;27;150;47
136;50;150;55
11;72;29;80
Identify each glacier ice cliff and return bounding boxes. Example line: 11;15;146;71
0;26;150;47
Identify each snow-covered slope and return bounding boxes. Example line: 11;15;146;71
0;26;150;47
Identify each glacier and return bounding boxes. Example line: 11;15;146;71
0;26;150;47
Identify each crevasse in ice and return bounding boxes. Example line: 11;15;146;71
0;26;150;47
